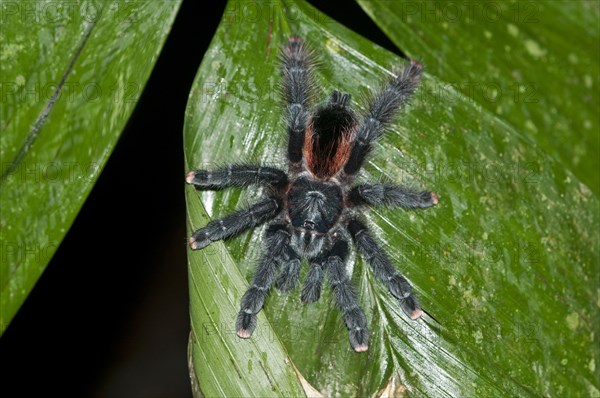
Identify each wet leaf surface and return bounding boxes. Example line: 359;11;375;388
185;1;599;396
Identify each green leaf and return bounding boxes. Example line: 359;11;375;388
356;0;600;195
0;1;182;334
185;1;599;397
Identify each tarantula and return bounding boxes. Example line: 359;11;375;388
186;37;437;352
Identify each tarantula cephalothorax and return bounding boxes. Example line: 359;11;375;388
186;37;438;352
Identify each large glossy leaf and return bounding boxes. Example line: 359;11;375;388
0;1;182;334
356;0;600;195
185;1;599;397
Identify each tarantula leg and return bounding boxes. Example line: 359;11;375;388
186;164;287;190
236;255;278;338
300;259;325;303
326;239;370;352
189;198;280;250
236;224;289;338
282;37;314;165
398;295;422;320
343;60;423;177
349;183;438;209
348;219;423;320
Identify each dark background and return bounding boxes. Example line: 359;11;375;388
0;1;402;396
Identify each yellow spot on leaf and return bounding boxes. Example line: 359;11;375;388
566;311;580;330
524;39;546;59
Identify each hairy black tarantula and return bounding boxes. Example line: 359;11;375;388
186;37;438;352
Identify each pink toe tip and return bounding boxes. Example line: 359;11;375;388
411;309;423;320
237;329;252;339
185;171;195;184
410;59;424;69
354;344;369;353
189;237;197;250
431;192;439;205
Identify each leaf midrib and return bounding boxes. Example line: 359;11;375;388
0;20;97;182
